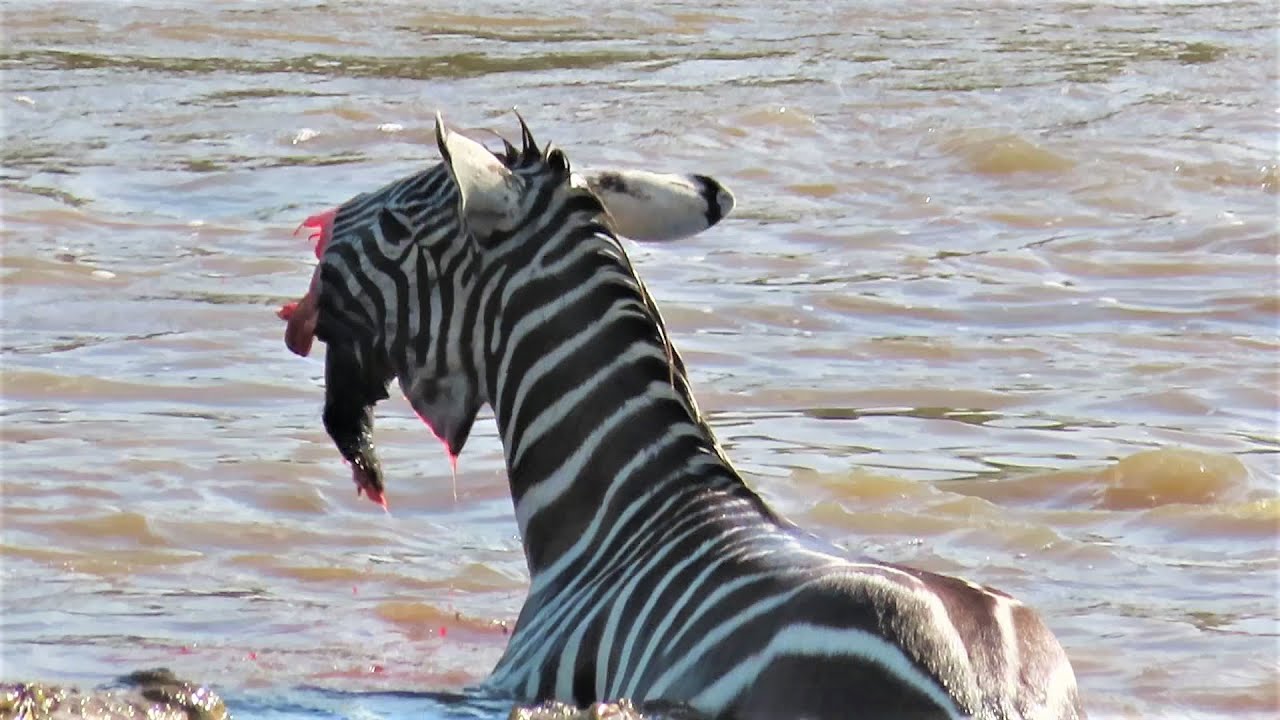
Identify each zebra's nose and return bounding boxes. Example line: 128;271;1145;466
715;185;736;222
692;174;735;227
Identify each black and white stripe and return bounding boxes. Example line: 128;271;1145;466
306;114;1086;720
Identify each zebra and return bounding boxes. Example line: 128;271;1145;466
293;112;1087;719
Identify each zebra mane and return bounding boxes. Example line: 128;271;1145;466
608;240;736;469
491;121;734;468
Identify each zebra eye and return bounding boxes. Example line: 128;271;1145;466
546;148;570;177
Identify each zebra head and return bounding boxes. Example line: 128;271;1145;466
300;114;734;503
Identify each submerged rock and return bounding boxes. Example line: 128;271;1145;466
1;669;227;720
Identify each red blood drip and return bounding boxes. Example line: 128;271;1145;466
412;410;461;500
355;482;389;510
277;301;299;320
246;651;258;661
439;626;447;638
449;453;459;502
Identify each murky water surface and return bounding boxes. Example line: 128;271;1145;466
3;1;1277;718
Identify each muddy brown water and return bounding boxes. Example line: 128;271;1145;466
2;1;1277;718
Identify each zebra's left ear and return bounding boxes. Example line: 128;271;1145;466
435;113;522;236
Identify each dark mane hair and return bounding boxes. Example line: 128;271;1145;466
494;122;735;470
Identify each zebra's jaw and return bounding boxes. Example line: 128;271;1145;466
403;374;481;461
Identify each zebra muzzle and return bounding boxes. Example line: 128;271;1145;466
322;400;386;509
322;341;391;509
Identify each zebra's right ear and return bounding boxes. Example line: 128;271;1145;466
583;169;736;242
435;112;523;236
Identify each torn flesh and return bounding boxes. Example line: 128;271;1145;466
278;208;336;358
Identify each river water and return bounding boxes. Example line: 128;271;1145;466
2;1;1277;718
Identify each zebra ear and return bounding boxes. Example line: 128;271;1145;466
583;169;736;242
435;112;522;235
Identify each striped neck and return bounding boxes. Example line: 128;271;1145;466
480;228;773;576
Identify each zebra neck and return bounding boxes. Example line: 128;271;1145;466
483;243;762;577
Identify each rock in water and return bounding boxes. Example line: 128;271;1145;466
1;669;226;720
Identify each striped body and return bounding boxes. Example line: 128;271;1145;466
304;115;1086;719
